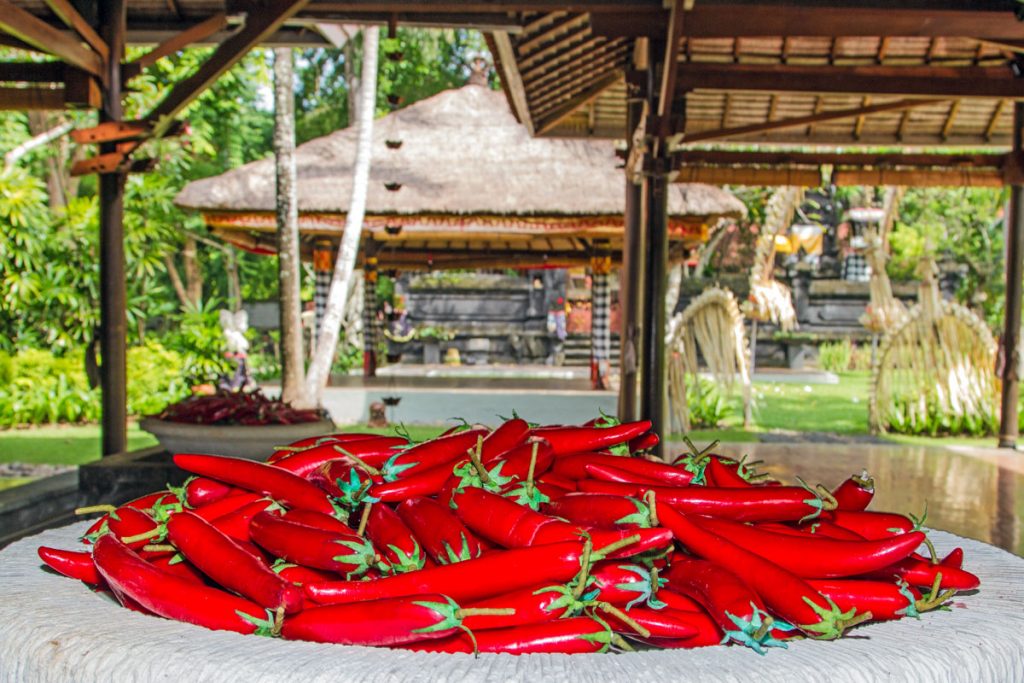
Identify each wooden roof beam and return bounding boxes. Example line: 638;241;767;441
0;0;103;79
516;13;588;57
42;0;108;62
530;46;626;113
129;13;228;71
673;149;1006;169
656;0;685;140
536;69;622;135
492;31;534;134
143;0;311;135
675;64;1024;99
681;97;944;145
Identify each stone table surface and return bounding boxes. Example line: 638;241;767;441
1;522;1023;683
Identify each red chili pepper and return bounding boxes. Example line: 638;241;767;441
829;509;915;538
209;499;277;543
370;456;469;502
656;502;866;639
530;420;652;456
308;459;380;509
364;504;434;574
271;432;390;459
487;438;554;482
664;555;791;652
37;547;102;585
461;584;586;631
407;616;616;654
586;560;664;609
543;493;654;529
809;579;922;621
272;438;405;478
656;587;705;613
602;605;700;640
282;594;482;646
581;480;832;523
397;497;486;565
191;491;263;521
536;472;578;491
379;428;487;482
80;491;180;544
92;535;274;635
180;477;238;508
107;507;163;549
552;452;694;486
452;487;671;557
942;547;964;568
174;453;337;516
283;509;353;535
583;462;665;485
249;511;378;578
696;517;926;579
703;457;759;488
305;541;587;605
478;418;531;464
638;611;724;649
863;557;980;590
831;472;875;511
628;432;660;454
148;554;206;584
167;511;304;614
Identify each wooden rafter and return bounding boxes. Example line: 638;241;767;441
528;42;625;106
530;47;626;114
129;13;228;70
536;69;621;135
518;24;591;71
673;149;1005;169
516;13;587;57
525;37;617;90
681;97;943;145
521;35;602;83
143;0;311;134
853;95;871;139
491;31;534;134
42;0;109;61
805;95;823;137
986;98;1008;141
942;99;962;140
0;0;103;78
656;0;685;139
675;64;1024;99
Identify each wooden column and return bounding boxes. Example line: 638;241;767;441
641;151;670;457
999;102;1024;448
589;243;612;390
363;243;379;378
98;0;127;456
618;91;646;420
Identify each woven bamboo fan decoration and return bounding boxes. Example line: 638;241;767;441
667;287;752;432
869;254;998;434
742;186;800;331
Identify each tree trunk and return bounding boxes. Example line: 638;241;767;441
302;25;379;407
273;46;307;406
182;235;203;306
163;253;190;307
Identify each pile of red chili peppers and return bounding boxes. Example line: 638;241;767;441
153;389;325;426
38;417;979;655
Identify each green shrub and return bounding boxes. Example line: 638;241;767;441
818;339;853;373
0;343;189;427
161;299;233;384
687;378;731;429
885;396;998;437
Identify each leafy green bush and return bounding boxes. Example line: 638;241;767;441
0;343;189;427
885;396;998;437
818;339;853;373
161;299;232;384
687;378;732;429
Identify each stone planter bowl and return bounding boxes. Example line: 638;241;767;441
139;417;336;461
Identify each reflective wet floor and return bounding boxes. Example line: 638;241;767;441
700;442;1024;558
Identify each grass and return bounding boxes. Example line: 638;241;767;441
0;423;157;465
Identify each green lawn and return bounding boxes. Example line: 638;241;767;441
0;423;157;465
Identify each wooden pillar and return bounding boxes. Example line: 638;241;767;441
99;0;127;456
641;151;670;456
589;243;612;390
999;102;1024;448
618;86;646;420
363;243;379;378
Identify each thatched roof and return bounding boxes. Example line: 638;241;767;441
175;83;744;221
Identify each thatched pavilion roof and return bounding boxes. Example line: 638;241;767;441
176;82;745;269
